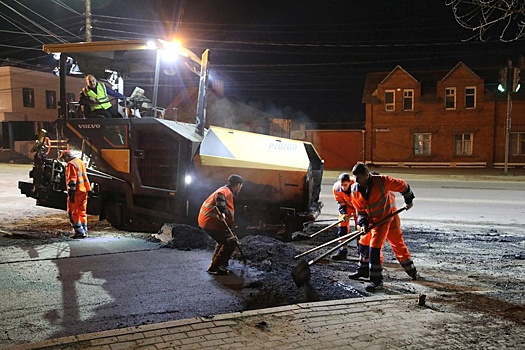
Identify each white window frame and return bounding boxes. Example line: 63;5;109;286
510;132;525;155
465;87;476;109
414;133;431;156
455;133;473;155
385;90;395;111
403;89;414;111
445;87;456;110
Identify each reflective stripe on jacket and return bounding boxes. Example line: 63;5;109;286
66;157;91;193
198;186;235;230
351;175;407;225
82;83;111;111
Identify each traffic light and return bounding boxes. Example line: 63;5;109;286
512;68;521;92
498;67;521;93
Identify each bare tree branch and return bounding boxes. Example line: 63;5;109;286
445;0;525;42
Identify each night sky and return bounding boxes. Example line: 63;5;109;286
1;0;524;126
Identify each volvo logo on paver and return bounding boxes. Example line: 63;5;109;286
268;142;297;151
78;124;101;129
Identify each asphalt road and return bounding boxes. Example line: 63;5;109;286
0;164;257;347
319;169;525;232
1;164;525;347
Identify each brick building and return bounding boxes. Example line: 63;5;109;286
0;65;85;149
362;62;525;168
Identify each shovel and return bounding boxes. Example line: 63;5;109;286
215;207;247;264
292;230;362;288
291;207;407;288
295;227;361;259
308;219;344;238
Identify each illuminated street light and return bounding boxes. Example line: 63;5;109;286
151;39;209;135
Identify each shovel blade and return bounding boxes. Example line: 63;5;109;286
291;259;311;287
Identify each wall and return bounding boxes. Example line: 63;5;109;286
292;129;364;170
0;66;85;123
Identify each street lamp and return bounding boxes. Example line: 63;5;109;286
150;40;210;136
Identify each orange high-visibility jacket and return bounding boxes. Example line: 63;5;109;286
332;180;355;214
66;157;91;193
198;186;235;231
351;174;408;225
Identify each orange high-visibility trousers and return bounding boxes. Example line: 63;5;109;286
67;191;88;234
358;214;411;264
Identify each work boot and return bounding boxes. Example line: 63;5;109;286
400;259;418;280
331;248;348;261
348;268;369;280
407;268;419;280
365;280;383;292
70;232;87;239
207;265;229;275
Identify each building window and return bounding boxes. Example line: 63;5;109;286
510;132;525;155
23;88;35;107
465;87;476;109
403;89;413;111
455;133;473;155
385;90;395;111
46;90;57;109
66;92;76;103
414;133;431;155
445;87;456;110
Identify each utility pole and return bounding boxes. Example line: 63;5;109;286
500;60;521;174
504;67;511;175
85;0;92;42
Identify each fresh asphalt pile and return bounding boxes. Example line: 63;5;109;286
163;224;364;310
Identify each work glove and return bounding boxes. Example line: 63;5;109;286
68;189;75;203
357;214;369;232
338;205;347;215
341;214;350;222
402;185;415;211
226;233;238;243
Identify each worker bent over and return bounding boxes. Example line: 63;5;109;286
60;150;91;239
349;163;417;292
331;173;356;260
198;174;243;275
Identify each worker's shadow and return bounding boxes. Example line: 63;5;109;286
44;240;95;336
43;238;138;340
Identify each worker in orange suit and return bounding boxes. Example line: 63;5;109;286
330;173;356;260
349;163;417;292
198;174;243;275
59;150;91;239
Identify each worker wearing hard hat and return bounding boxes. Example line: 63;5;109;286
349;163;417;292
80;74;128;118
331;173;356;260
198;174;244;275
59;150;91;238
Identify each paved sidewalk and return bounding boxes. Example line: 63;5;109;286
5;294;525;350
